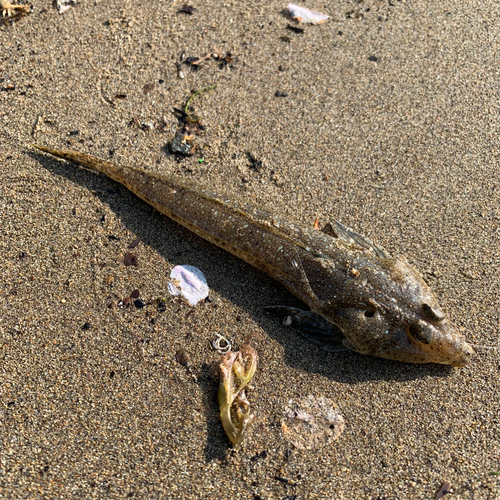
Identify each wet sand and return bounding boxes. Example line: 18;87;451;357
1;0;499;498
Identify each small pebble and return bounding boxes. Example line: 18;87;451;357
170;131;192;155
123;252;138;266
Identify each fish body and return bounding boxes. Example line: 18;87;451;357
33;145;474;366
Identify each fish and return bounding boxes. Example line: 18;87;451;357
32;145;474;367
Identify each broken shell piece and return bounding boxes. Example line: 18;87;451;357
56;0;77;14
218;339;258;449
167;265;209;306
287;4;329;24
211;333;232;354
281;395;344;450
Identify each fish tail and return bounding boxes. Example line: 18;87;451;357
32;144;124;183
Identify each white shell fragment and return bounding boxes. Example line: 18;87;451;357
281;395;345;450
287;4;329;24
56;0;77;14
167;265;209;306
211;333;232;354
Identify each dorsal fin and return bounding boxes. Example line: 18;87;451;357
321;221;391;259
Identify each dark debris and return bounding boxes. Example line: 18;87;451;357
175;349;191;366
247;152;264;172
178;4;196;14
169;130;193;156
133;299;146;309
143;83;155;94
274;476;298;486
128;238;141;249
123;252;138;266
286;24;304;34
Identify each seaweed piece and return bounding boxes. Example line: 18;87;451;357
169;86;215;155
218;339;257;449
184;85;217;122
1;0;30;19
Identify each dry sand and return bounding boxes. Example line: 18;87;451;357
1;0;499;498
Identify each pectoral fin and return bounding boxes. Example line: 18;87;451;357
263;306;349;352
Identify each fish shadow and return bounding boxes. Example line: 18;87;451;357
30;150;455;457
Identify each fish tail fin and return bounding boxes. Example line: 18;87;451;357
32;144;124;183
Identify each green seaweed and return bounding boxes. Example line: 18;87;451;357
218;339;257;450
184;85;217;122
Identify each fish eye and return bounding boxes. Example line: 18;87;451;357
364;309;376;318
407;323;432;345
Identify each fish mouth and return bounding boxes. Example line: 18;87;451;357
407;321;475;367
449;341;475;367
377;331;475;366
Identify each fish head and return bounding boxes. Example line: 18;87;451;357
366;311;474;367
323;256;474;366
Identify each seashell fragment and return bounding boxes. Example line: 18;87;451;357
281;395;344;450
56;0;77;14
286;3;329;24
167;265;209;306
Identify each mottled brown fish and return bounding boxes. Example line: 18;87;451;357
33;145;474;367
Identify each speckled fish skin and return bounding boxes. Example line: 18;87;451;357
33;145;474;367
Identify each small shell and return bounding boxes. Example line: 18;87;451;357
287;4;329;24
167;265;209;306
56;0;76;14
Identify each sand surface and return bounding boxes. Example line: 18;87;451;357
1;0;499;498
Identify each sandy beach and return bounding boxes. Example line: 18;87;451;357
1;0;499;498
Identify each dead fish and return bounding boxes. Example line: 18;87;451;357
32;145;474;367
